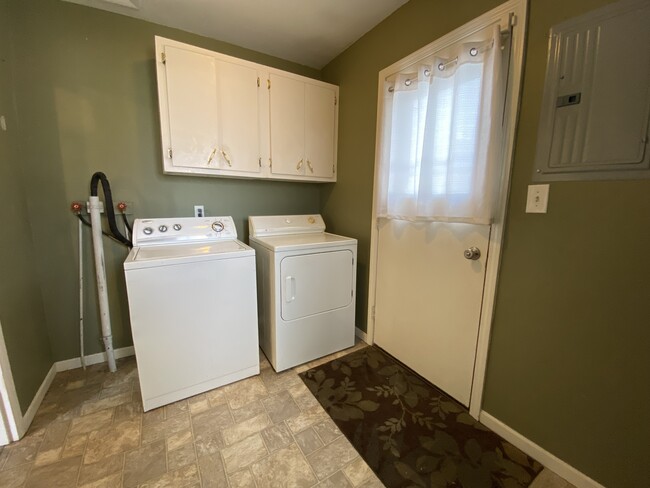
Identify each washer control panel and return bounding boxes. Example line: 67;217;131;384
132;216;237;247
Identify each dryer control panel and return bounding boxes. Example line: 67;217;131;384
249;215;325;237
133;216;237;246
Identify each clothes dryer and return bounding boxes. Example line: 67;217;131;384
124;216;258;411
248;215;357;371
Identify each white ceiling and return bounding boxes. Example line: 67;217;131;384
62;0;409;69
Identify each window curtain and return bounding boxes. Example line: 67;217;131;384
378;25;504;224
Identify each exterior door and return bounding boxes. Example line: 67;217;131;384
371;9;518;408
374;220;489;405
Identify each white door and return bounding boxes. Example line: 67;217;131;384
374;221;489;405
0;320;20;444
372;15;514;406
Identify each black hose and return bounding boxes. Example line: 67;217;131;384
121;212;133;235
90;172;132;248
76;214;124;246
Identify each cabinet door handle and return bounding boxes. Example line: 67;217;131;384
207;147;217;165
306;160;314;173
221;149;232;167
296;159;303;171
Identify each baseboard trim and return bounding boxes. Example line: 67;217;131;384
18;363;56;437
15;346;136;438
355;327;369;343
55;346;136;373
479;412;605;488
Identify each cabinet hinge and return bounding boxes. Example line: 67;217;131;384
258;157;262;167
509;12;517;27
351;289;354;297
257;77;260;87
372;305;376;320
267;79;271;90
334;95;337;106
167;148;173;159
269;158;272;168
161;52;166;64
332;164;335;174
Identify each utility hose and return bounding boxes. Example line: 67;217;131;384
90;172;132;248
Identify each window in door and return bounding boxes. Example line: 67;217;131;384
379;25;507;224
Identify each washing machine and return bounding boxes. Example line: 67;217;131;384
248;215;357;371
124;216;259;411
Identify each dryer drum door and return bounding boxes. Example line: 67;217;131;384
280;250;354;321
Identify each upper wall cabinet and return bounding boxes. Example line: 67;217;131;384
155;37;338;183
269;73;338;181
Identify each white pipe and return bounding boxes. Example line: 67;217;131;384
78;219;86;370
88;196;117;373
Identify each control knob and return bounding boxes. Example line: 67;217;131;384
173;224;182;231
143;227;153;235
211;221;225;233
158;225;168;232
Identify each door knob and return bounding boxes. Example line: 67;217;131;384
464;247;481;260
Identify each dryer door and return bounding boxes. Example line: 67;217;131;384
280;250;353;321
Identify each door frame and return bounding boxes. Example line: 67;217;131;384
0;319;22;444
366;0;528;419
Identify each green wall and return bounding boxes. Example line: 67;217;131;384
4;1;648;482
0;0;54;413
6;0;323;368
321;0;650;486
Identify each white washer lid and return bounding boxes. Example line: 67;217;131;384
249;232;357;252
124;240;253;270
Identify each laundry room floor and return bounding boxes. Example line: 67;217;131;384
0;342;574;488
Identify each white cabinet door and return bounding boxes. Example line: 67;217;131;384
269;74;338;181
215;60;262;175
269;73;305;177
305;83;336;179
159;41;263;177
164;46;219;170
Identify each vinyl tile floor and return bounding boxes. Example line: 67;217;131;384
0;343;574;488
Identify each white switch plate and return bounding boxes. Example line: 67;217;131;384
526;184;550;213
194;205;205;218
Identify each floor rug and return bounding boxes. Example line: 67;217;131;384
300;346;543;488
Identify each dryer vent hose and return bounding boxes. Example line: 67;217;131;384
90;172;132;248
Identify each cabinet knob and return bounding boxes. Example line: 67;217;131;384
296;159;303;171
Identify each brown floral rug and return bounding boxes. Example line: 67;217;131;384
300;346;543;487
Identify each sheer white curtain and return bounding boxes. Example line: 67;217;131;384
378;25;504;224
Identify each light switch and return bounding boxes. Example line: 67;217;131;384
526;184;550;213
